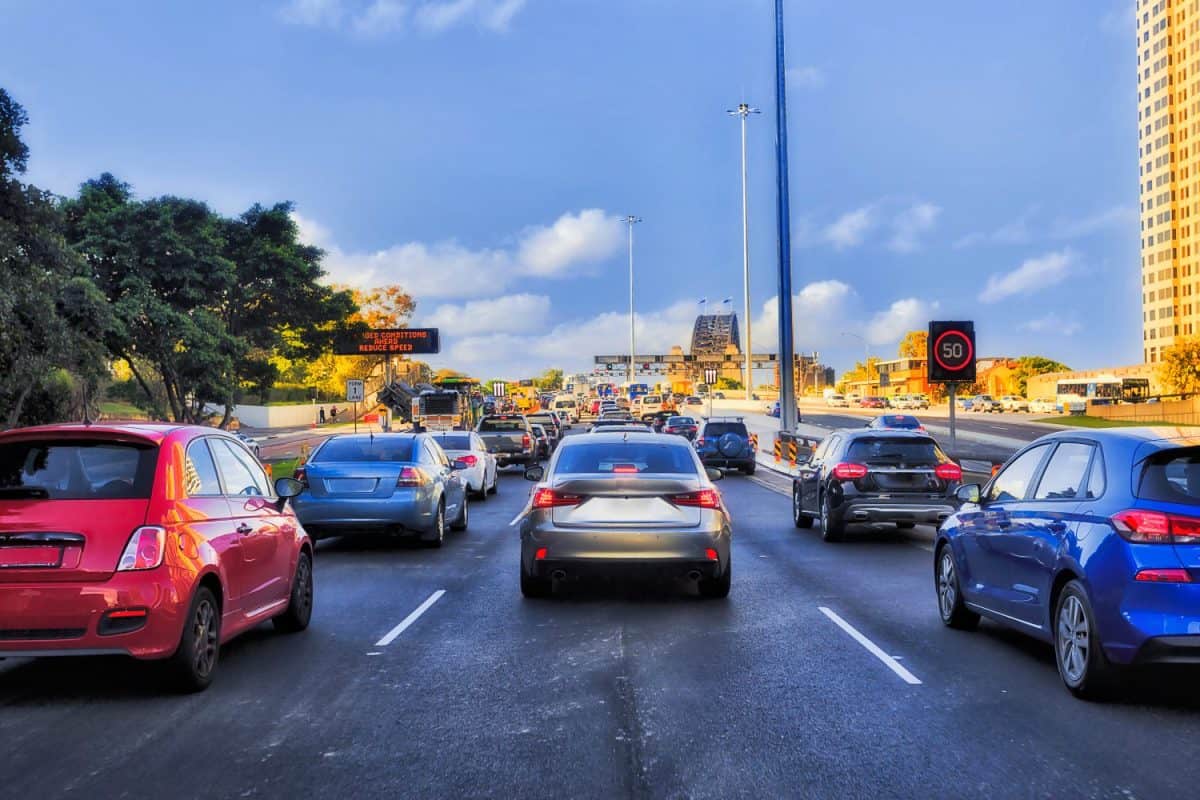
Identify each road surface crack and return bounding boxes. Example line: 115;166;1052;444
614;625;652;800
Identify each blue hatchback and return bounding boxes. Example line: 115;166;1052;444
934;428;1200;698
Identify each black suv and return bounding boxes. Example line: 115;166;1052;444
695;418;756;475
792;429;961;541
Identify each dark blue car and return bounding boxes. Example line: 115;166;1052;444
934;428;1200;698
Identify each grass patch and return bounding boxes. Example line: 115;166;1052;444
265;457;300;479
99;401;150;419
1035;416;1192;429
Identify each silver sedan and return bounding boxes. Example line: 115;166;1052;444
514;432;731;598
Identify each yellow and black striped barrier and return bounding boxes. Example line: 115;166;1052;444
788;440;798;467
773;437;782;464
749;433;758;450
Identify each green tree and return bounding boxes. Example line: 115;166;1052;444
535;368;564;390
1012;355;1071;396
1159;339;1200;395
716;377;742;390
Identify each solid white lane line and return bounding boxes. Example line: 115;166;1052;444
375;590;446;647
818;606;923;685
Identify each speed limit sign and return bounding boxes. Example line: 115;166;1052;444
927;321;976;383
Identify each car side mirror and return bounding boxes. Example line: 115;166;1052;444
705;467;725;482
956;483;982;505
524;465;545;482
275;476;304;498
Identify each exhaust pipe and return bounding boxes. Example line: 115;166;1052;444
551;569;567;581
687;570;702;581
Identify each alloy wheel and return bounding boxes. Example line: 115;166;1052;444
937;552;957;621
192;598;218;678
1057;595;1089;684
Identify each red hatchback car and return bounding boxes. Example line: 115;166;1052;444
0;423;312;691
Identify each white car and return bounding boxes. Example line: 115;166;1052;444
1000;395;1030;412
847;393;862;405
637;394;666;417
1029;398;1058;414
890;395;914;409
430;431;498;498
825;393;849;408
552;396;580;423
910;394;931;409
554;409;573;429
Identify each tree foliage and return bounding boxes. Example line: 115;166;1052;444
898;330;927;359
1012;355;1071;396
535;368;563;390
1159;339;1200;395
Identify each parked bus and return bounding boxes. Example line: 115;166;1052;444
1056;376;1151;411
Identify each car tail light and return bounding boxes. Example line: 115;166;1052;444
1113;509;1200;544
670;489;722;509
532;488;583;509
705;548;719;561
458;454;479;467
1135;568;1192;583
613;464;639;474
831;462;869;480
934;463;963;481
522;434;532;450
117;526;166;571
396;466;428;488
535;547;548;560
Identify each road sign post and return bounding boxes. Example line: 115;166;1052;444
703;368;719;418
346;379;365;434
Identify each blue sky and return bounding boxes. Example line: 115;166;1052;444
1;0;1138;381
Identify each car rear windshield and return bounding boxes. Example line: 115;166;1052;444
668;417;695;425
703;423;748;437
313;438;416;462
880;415;920;428
0;439;158;500
846;437;941;465
554;400;575;408
555;443;696;474
643;396;661;403
479;419;527;432
1137;448;1200;503
433;435;471;450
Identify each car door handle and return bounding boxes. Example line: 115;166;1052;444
236;523;253;535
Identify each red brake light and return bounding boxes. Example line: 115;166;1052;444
1113;509;1200;544
459;454;478;467
613;464;639;473
397;466;426;488
934;463;963;482
535;547;548;560
117;526;166;571
1135;568;1192;583
832;462;869;480
532;488;583;509
705;547;719;561
522;434;532;449
670;489;722;509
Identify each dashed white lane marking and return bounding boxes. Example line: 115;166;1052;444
818;606;923;685
375;590;446;647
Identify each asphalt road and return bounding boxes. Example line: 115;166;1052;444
3;436;1200;799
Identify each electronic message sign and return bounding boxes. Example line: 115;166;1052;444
927;321;976;383
334;328;440;356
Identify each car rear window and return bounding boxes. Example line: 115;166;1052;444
433;435;471;450
846;437;941;465
0;439;158;500
643;395;661;403
879;415;921;428
1138;448;1200;503
479;419;527;432
703;423;748;437
555;443;696;474
313;438;416;462
668;417;695;425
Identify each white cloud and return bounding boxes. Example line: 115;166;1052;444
1021;314;1082;336
280;0;346;27
294;208;622;298
825;206;875;250
787;66;826;89
1100;2;1133;35
421;293;550;335
1052;206;1136;239
279;0;525;35
979;249;1075;304
516;209;624;277
351;0;408;35
954;210;1035;249
888;202;941;253
866;298;938;345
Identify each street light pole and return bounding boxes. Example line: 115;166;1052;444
728;102;760;402
774;0;798;431
622;215;641;386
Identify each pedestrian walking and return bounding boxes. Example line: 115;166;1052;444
319;407;326;424
330;406;339;423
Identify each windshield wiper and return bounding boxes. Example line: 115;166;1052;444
0;486;51;499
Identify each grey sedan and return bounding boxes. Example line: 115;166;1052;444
292;433;470;547
515;432;731;598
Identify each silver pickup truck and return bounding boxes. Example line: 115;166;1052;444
476;414;536;467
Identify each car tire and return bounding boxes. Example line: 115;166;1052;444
273;551;314;634
167;585;221;693
489;473;498;495
935;546;979;631
473;477;487;501
793;486;813;528
820;493;844;542
698;560;731;599
1054;580;1121;699
520;564;552;598
742;461;756;476
423;502;446;548
451;495;469;531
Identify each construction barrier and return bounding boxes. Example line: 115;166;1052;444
788;440;798;467
773;437;782;464
264;463;273;478
749;433;758;450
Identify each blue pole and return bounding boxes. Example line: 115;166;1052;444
774;0;797;431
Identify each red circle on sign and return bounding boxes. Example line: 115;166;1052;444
933;329;974;372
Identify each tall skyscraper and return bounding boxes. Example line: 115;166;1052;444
1139;0;1200;362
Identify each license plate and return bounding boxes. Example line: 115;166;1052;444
0;546;63;569
326;478;379;494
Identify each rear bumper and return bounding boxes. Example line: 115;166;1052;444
698;453;754;468
1133;635;1200;665
0;570;187;660
293;495;435;537
838;497;956;525
521;524;730;574
497;453;535;466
